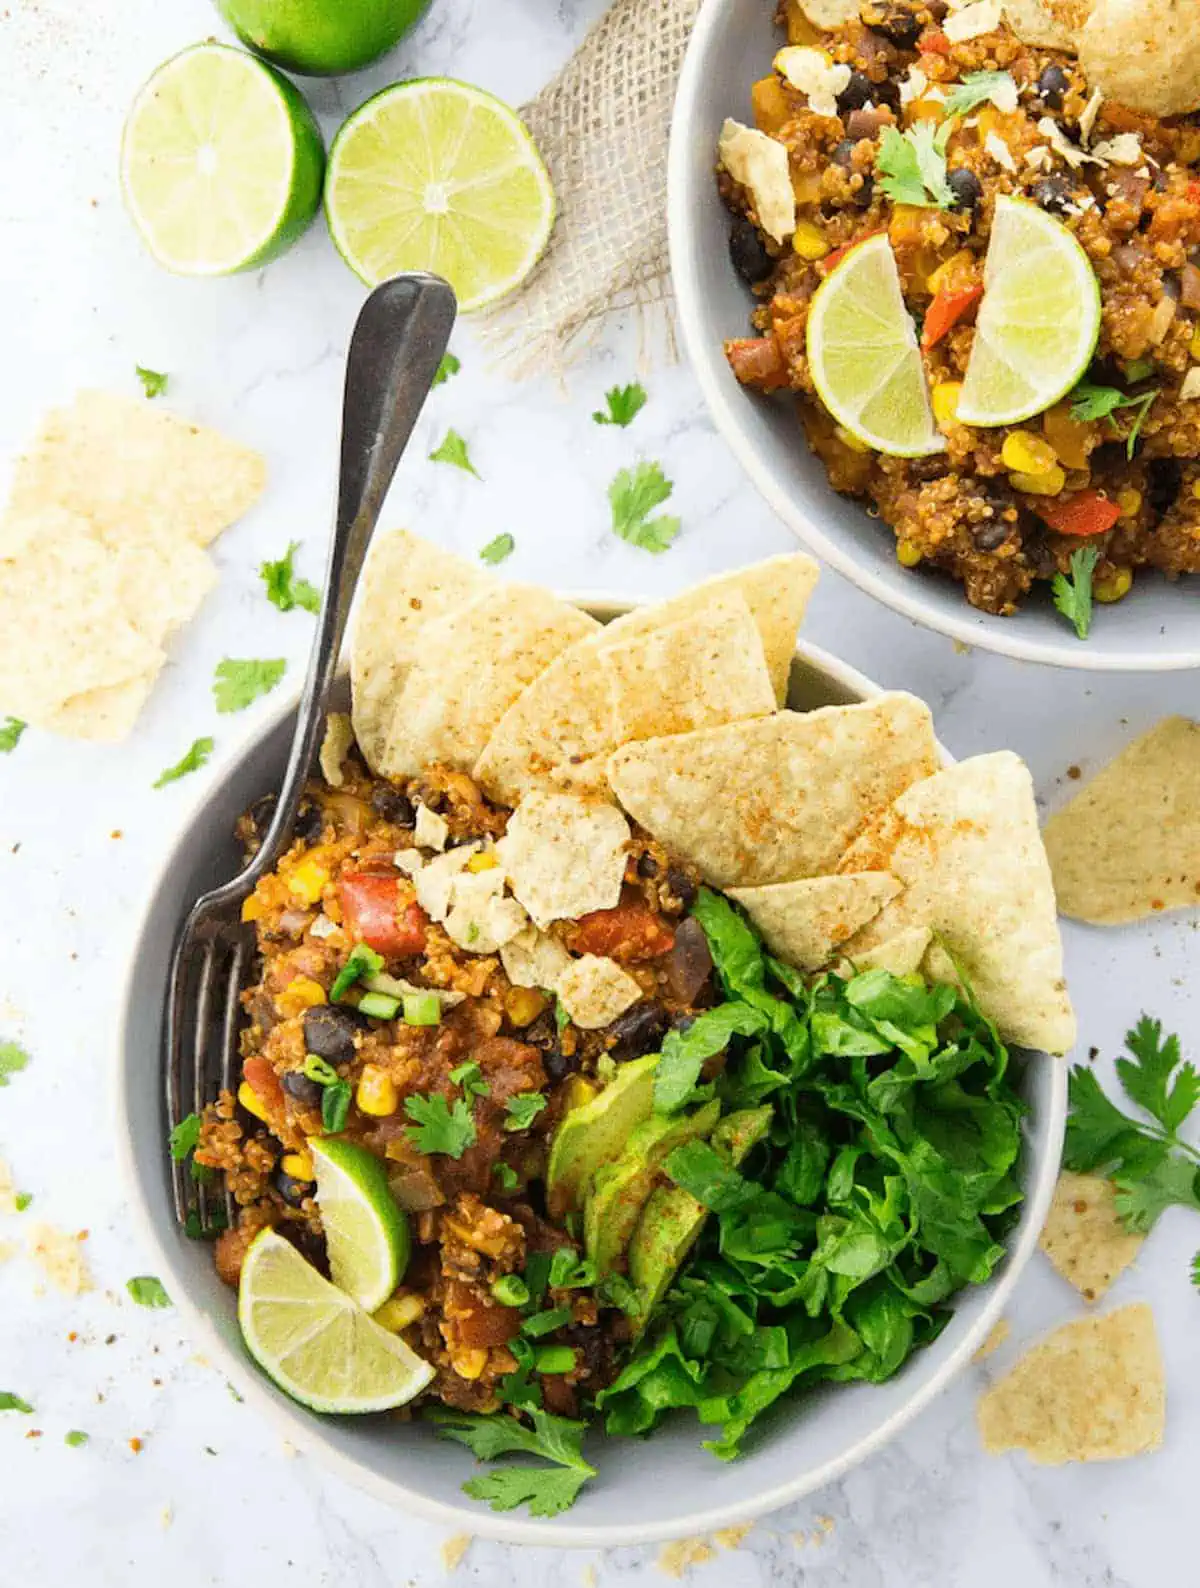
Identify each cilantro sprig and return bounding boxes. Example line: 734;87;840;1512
608;461;681;553
430;429;480;478
428;1407;597;1517
260;542;320;614
432;353;461;387
1052;545;1099;640
0;717;26;753
593;382;647;428
404;1093;477;1158
1070;380;1160;459
213;658;287;714
136;366;169;399
154;738;213;788
479;533;514;566
504;1091;548;1132
876;122;954;209
0;1041;30;1087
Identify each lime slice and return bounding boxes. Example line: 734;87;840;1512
120;44;325;276
215;0;430;77
956;196;1101;427
310;1137;410;1312
806;235;943;458
324;79;556;312
238;1229;433;1413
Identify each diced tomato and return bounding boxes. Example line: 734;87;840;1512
918;28;950;53
1037;490;1122;537
338;873;428;956
820;228;886;276
724;336;789;391
921;285;984;351
568;904;676;962
1187;181;1200;205
242;1056;285;1115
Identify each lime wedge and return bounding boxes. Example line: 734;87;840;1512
956;196;1101;427
120;43;325;276
238;1229;433;1413
806;235;943;458
324;79;556;312
310;1137;410;1312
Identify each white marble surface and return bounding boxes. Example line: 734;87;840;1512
2;0;1198;1582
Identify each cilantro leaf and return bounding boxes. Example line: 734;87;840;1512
941;71;1016;117
1052;546;1099;640
876;123;953;209
126;1275;171;1309
479;533;514;566
1116;1016;1199;1134
653;1003;768;1112
1063;1065;1150;1172
1114;1156;1200;1232
494;1161;519;1191
450;1060;491;1101
213;658;287;714
429;1406;596;1517
0;1393;33;1413
0;717;26;753
65;1429;89;1447
259;542;320;614
593;382;648;428
433;352;461;387
504;1091;548;1132
14;1192;31;1212
1193;1250;1200;1288
153;737;214;788
136;366;169;399
430;429;480;477
463;1465;592;1517
404;1093;477;1157
1069;381;1159;458
169;1113;202;1161
608;461;681;553
0;1041;30;1087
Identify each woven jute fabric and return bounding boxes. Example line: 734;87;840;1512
477;0;703;372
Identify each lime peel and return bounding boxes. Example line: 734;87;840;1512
310;1137;411;1313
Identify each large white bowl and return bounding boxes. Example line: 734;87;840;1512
117;606;1066;1546
668;0;1200;671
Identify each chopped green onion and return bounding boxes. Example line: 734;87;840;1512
533;1345;576;1375
490;1274;531;1307
322;1080;352;1133
357;991;400;1020
403;991;442;1026
522;1306;573;1338
363;971;411;998
302;1054;340;1086
331;942;384;1002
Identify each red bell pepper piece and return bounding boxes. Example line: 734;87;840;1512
724;336;789;391
820;227;887;276
568;903;676;962
919;28;950;53
921;284;984;351
337;873;428;957
1036;490;1122;537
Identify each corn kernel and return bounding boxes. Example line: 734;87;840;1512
277;976;326;1018
452;1347;489;1381
505;986;548;1028
1009;465;1067;496
834;424;871;454
896;539;924;567
1191;325;1200;359
793;220;829;260
1001;432;1058;476
286;858;329;906
280;1151;314;1181
241;893;266;923
563;1076;599;1114
1116;488;1143;519
932;382;963;425
373;1294;426;1332
238;1081;270;1123
1094;568;1134;603
356;1064;399;1118
466;851;499;873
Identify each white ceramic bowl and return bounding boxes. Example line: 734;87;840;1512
668;0;1200;671
117;605;1066;1546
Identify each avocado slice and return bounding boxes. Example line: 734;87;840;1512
626;1105;774;1330
545;1054;659;1219
583;1099;721;1277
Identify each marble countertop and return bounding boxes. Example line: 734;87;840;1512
2;0;1197;1583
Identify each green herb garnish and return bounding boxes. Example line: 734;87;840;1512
876;122;954;209
330;942;384;1002
259;542;320;614
402;991;442;1026
450;1060;491;1100
504;1091;548;1132
1069;380;1160;459
0;1393;33;1413
941;71;1015;117
169;1113;202;1161
357;991;400;1021
136;366;169;398
433;352;461;387
0;717;26;753
14;1192;31;1212
608;461;681;553
430;429;480;477
1052;545;1100;640
428;1406;596;1517
65;1430;89;1447
0;1041;30;1087
213;658;287;714
521;1306;573;1338
322;1081;352;1133
479;533;514;566
593;382;647;428
404;1093;477;1158
153;737;214;788
548;1249;596;1289
126;1275;171;1309
491;1274;530;1307
493;1162;520;1191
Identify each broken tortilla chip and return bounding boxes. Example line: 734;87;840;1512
1002;0;1079;47
977;1303;1164;1463
728;873;902;970
1043;718;1200;925
838;752;1075;1054
1078;0;1200;118
499;926;574;990
1039;1170;1143;1302
607;694;938;888
319;713;356;788
498;792;630;929
554;955;642;1029
836;924;932;979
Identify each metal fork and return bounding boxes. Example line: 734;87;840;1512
165;273;457;1234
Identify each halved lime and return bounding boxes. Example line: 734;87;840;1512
310;1138;410;1312
120;44;325;276
956;196;1101;427
324;79;556;311
215;0;430;77
806;235;943;458
238;1229;433;1413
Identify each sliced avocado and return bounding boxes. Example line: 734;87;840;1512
583;1099;721;1277
626;1104;774;1330
545;1054;658;1219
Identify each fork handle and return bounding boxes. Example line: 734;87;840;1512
256;274;457;877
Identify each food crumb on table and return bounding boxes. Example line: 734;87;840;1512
27;1222;92;1295
657;1538;715;1577
713;1522;754;1549
440;1534;472;1572
974;1318;1012;1361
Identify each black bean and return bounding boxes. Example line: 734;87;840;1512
636;851;660;879
1146;458;1182;519
1037;63;1069;110
728;217;774;285
851;172;875;210
971;517;1012;552
872;76;902;114
274;1170;311;1208
837;70;875;114
542;1046;582;1084
863;2;921;48
947;168;982;213
665;866;698;911
281;1069;325;1107
607;1001;670;1062
302;1005;362;1064
832;138;857;169
1031;174;1073;216
371;785;415;825
293;801;324;845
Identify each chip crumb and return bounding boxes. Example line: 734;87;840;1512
973;1318;1011;1361
791;1531;811;1548
817;1515;835;1534
657;1538;715;1577
953;639;972;655
129;1436;144;1454
581;1565;598;1588
1040;1171;1144;1301
160;1505;173;1529
28;1222;92;1294
111;829;123;839
280;1439;300;1459
713;1522;754;1549
440;1534;472;1573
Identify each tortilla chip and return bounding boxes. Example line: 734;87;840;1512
1078;0;1199;117
554;955;642;1029
796;0;859;26
838;752;1075;1054
973;1319;1011;1362
837;924;932;978
977;1304;1164;1463
728;873;902;970
1003;0;1079;47
351;531;486;771
319;713;356;788
376;585;598;780
1043;718;1200;925
1039;1171;1144;1302
40;674;160;743
474;554;818;802
500;926;574;990
498;792;630;929
607;693;938;888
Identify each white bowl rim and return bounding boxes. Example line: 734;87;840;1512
666;2;1200;674
115;598;1067;1547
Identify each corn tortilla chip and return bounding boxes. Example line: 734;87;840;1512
1078;0;1199;117
377;585;598;780
973;1319;1011;1362
1003;0;1079;47
319;713;356;788
836;924;932;979
607;694;938;888
351;531;486;772
1043;718;1200;925
40;674;160;744
728;873;902;970
797;0;859;26
500;926;574;990
838;752;1075;1054
554;955;642;1030
1039;1170;1143;1302
977;1303;1164;1463
498;792;631;929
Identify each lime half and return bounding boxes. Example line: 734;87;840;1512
120;44;325;276
325;79;556;311
806;235;943;458
956;196;1101;427
311;1137;410;1313
238;1230;433;1413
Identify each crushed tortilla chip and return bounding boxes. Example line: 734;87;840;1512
657;1538;716;1578
28;1223;92;1295
973;1318;1011;1361
440;1533;472;1572
499;792;629;930
318;714;355;788
554;955;642;1029
1039;1170;1143;1302
500;926;574;990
